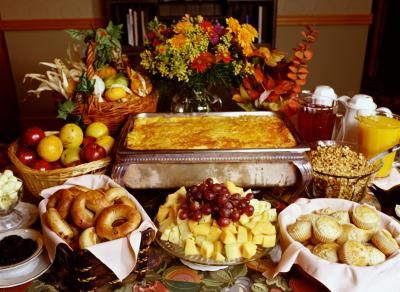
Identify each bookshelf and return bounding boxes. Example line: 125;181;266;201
105;0;277;57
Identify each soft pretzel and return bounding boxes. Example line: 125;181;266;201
46;207;74;241
47;189;75;219
96;204;141;240
71;190;112;229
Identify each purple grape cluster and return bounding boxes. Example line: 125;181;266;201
178;178;255;227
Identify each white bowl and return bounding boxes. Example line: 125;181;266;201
0;229;43;272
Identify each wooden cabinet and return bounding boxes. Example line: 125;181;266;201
105;0;277;53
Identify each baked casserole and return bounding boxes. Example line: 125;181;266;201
126;115;297;150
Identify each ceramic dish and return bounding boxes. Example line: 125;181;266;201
0;229;43;272
0;251;51;288
0;202;39;232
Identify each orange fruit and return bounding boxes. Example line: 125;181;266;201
37;135;63;162
59;123;84;148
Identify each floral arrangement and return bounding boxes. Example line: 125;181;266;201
140;15;318;114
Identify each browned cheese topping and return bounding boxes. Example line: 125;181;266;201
126;115;297;150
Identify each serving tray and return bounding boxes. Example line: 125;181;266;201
111;112;312;190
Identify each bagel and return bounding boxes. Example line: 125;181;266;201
104;187;128;202
79;227;101;249
114;196;137;209
46;207;74;241
71;190;112;229
96;204;141;240
47;189;75;219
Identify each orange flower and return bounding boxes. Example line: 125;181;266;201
216;50;233;63
170;34;186;48
174;20;193;34
226;17;240;35
191;52;216;72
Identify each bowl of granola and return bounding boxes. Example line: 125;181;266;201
307;140;382;202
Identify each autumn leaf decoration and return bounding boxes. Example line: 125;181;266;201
233;25;319;114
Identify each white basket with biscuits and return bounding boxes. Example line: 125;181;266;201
38;174;157;286
270;198;400;292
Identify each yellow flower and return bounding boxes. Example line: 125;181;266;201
258;47;271;60
242;45;254;57
238;24;258;48
226;17;240;34
169;34;187;49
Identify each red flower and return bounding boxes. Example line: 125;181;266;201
191;52;216;72
200;20;213;33
217;50;233;63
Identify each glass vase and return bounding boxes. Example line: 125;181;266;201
170;84;222;113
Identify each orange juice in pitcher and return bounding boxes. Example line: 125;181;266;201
357;111;400;177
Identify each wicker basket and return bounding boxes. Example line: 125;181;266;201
54;228;154;290
8;134;111;197
72;91;158;136
72;41;158;136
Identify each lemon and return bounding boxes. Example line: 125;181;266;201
37;135;63;162
105;87;127;101
85;122;109;138
59;123;84;148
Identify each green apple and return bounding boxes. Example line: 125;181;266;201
104;73;129;89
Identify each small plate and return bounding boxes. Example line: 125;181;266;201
0;229;43;271
0;250;51;288
0;202;39;232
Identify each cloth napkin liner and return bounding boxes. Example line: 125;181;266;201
39;174;157;280
266;198;400;292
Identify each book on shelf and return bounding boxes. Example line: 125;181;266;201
125;9;147;47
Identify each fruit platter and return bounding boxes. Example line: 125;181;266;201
155;178;278;266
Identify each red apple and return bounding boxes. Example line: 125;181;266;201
49;160;63;170
17;147;37;165
80;142;106;162
22;126;45;147
30;159;51;171
81;136;96;148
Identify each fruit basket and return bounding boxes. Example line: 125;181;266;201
8;132;111;197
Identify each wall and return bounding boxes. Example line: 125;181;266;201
277;0;373;96
0;0;372;127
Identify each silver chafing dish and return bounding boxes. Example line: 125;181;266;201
111;112;312;191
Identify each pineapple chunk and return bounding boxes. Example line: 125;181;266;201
160;229;171;241
246;220;257;229
192;223;211;236
226;180;244;196
237;226;248;243
214;252;226;261
252;234;264;245
225;243;242;260
168;226;180;245
207;226;222;242
156;206;170;222
220;230;236;244
178;223;193;241
239;214;250;225
267;209;277;222
262;235;276;248
199;214;212;224
159;216;176;233
188;220;198;233
251;215;262;222
200;240;214;258
242;242;257;259
213;241;223;255
247;230;253;242
251;221;276;235
222;222;237;234
185;238;200;256
195;235;206;246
